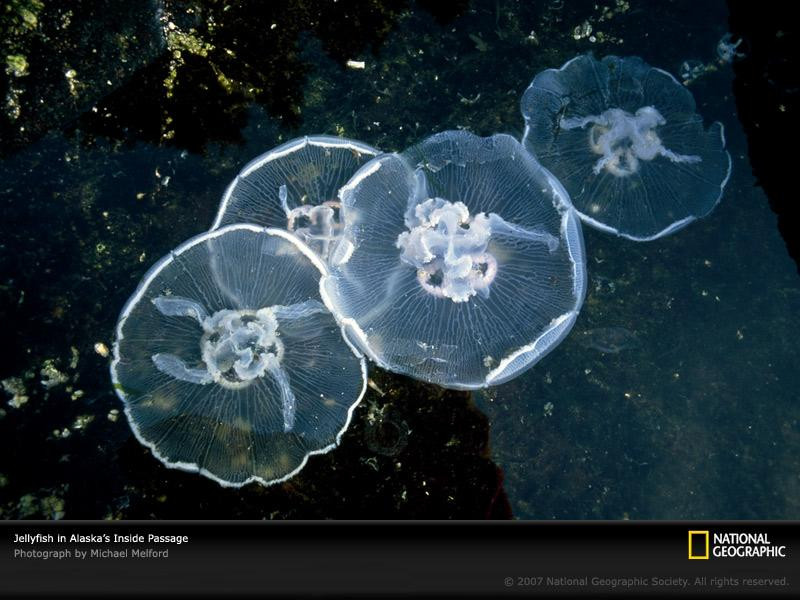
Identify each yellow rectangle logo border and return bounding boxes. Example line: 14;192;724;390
688;530;709;559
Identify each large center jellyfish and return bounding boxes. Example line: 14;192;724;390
321;131;586;390
211;136;379;262
521;54;732;241
111;224;366;487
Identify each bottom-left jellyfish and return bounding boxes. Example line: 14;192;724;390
111;224;367;487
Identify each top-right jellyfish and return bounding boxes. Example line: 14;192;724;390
521;54;732;241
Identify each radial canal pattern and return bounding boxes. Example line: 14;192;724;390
322;131;586;389
521;54;731;241
111;225;366;487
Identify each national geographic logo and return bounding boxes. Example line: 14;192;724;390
689;531;788;559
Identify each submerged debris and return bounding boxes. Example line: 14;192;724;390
2;377;29;408
40;359;68;389
71;414;94;431
15;489;66;520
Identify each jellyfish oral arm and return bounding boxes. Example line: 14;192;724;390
148;296;314;431
199;309;284;389
279;184;342;260
561;107;701;177
396;199;495;302
151;296;209;323
271;299;328;321
150;296;215;382
396;198;558;302
149;297;295;392
264;357;297;433
487;213;559;251
151;353;214;384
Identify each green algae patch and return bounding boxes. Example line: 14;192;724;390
5;53;28;76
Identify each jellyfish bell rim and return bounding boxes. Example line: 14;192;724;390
485;309;579;387
484;203;586;388
110;223;368;488
564;125;732;242
520;52;694;114
210;135;381;231
521;53;734;241
320;267;585;391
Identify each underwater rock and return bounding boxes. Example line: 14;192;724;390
111;224;367;487
322;131;586;390
211;136;379;262
522;54;732;241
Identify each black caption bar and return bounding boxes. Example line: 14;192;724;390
1;521;798;598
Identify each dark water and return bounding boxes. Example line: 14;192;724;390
0;1;797;520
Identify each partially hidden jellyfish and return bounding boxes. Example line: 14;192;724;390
111;224;367;487
522;54;732;241
211;136;379;262
321;131;586;390
716;33;744;64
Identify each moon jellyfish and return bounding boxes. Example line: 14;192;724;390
111;224;367;487
211;136;379;262
321;131;586;390
522;54;732;240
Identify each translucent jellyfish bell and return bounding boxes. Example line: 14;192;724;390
111;224;366;487
321;131;586;390
522;54;732;240
211;136;379;262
